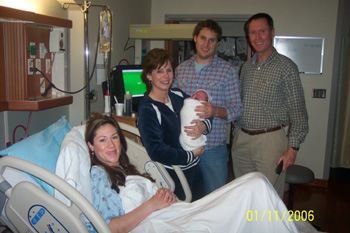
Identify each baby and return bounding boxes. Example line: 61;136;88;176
179;90;211;151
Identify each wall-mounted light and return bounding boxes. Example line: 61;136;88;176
0;0;36;12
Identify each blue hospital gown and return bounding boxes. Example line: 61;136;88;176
85;165;125;232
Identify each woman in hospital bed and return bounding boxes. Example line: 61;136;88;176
85;114;316;233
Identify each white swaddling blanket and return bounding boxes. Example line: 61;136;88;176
119;173;318;233
179;98;206;151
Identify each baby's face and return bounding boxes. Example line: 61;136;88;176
192;91;208;102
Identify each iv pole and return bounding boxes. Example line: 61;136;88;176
62;1;111;120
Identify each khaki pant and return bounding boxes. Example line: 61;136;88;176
231;128;288;199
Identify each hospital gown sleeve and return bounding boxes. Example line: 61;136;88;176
86;166;125;232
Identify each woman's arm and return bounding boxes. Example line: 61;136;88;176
138;103;195;166
108;188;177;233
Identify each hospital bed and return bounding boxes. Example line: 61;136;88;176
0;122;192;232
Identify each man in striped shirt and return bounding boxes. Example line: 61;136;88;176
231;13;308;198
174;19;243;195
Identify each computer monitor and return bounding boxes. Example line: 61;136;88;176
111;65;147;112
122;68;145;97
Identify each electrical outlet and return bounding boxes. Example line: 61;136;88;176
35;59;41;74
312;89;326;98
28;59;34;75
40;78;45;94
39;43;47;58
46;59;51;74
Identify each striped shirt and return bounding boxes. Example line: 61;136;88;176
174;54;243;149
236;48;308;148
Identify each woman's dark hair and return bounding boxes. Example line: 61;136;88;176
245;13;274;35
85;114;153;193
141;48;174;91
193;19;222;42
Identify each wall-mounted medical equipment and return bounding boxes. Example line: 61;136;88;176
129;24;196;64
61;1;112;120
49;28;65;53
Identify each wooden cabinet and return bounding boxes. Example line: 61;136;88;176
0;6;72;111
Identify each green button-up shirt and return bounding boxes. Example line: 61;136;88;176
236;48;308;148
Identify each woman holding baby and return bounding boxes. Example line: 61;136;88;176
137;48;211;201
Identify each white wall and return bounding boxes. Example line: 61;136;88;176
67;0;151;126
150;0;341;179
0;0;67;18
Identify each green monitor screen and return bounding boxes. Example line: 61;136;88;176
122;69;146;97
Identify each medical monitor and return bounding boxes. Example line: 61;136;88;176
122;68;146;97
111;65;146;112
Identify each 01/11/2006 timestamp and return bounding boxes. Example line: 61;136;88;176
246;210;314;222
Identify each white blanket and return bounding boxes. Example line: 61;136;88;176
119;172;318;233
179;98;206;151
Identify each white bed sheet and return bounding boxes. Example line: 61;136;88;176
120;172;319;233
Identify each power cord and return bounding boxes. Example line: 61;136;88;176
30;67;86;95
123;37;135;52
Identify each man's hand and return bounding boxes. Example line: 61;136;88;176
277;148;297;172
195;102;227;120
195;102;216;119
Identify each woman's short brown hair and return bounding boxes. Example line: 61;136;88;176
141;48;174;91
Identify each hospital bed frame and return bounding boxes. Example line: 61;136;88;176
0;156;111;233
0;122;192;233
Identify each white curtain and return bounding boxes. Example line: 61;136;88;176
332;35;350;168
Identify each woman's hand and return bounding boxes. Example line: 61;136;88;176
184;120;206;139
109;188;177;232
192;146;205;158
147;188;177;211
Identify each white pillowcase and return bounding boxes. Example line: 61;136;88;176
54;125;93;205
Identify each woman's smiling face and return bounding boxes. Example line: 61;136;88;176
147;61;174;93
88;123;121;167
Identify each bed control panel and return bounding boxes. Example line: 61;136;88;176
28;205;68;233
145;161;170;189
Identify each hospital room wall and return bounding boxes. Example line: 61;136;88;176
0;0;151;149
0;0;70;150
149;0;343;180
68;0;152;126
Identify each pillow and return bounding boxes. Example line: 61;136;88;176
55;124;93;205
0;115;72;196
